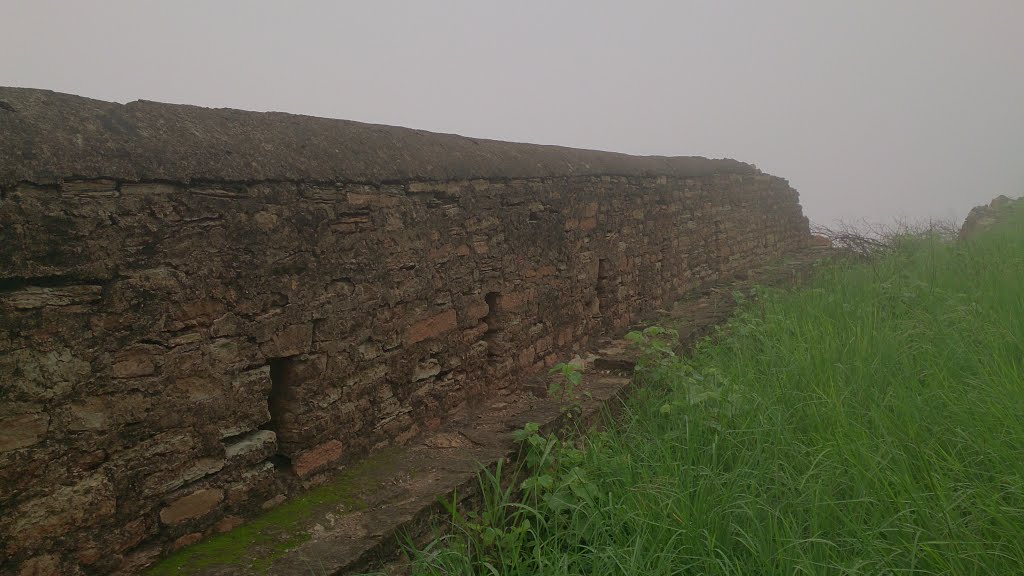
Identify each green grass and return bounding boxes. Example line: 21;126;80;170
408;206;1024;575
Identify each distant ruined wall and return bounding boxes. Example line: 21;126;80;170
0;88;810;575
959;195;1022;239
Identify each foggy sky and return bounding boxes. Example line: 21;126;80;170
3;0;1023;225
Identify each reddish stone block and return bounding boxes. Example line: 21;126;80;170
464;300;490;324
517;346;536;368
496;290;533;312
405;310;457;344
172;532;203;550
292;440;345;478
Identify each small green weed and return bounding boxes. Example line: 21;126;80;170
547;362;584;414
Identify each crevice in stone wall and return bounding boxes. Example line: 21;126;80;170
264;356;297;470
483;292;502;356
595;258;611;318
267;453;292;470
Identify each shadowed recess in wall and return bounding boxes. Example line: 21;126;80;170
264;357;297;470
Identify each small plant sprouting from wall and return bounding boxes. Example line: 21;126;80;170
547;362;585;415
624;325;678;371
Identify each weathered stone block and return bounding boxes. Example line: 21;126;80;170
9;472;116;554
495;290;534;312
2;348;90;401
17;554;62;576
412;359;442;382
0;412;49;452
172;532;204;551
292;439;345;478
62;179;118;195
405;309;457;344
224;430;277;465
210;313;242;337
66;394;152;432
462;299;490;325
2;286;103;310
141;457;225;498
226;461;276;505
219;367;273;438
111;355;156;379
159;489;225;526
259;323;313;358
215;515;245;533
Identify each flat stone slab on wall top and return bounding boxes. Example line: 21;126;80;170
0;87;757;186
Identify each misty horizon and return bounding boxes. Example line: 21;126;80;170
4;0;1022;226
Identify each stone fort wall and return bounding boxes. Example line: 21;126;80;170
0;88;810;574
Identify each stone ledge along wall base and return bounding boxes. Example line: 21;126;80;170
0;88;810;575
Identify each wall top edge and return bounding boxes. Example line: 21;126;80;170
0;87;764;186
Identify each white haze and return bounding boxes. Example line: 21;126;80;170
3;0;1023;225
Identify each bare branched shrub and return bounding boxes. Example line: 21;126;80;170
811;218;959;259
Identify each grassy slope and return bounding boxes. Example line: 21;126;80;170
409;206;1024;575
